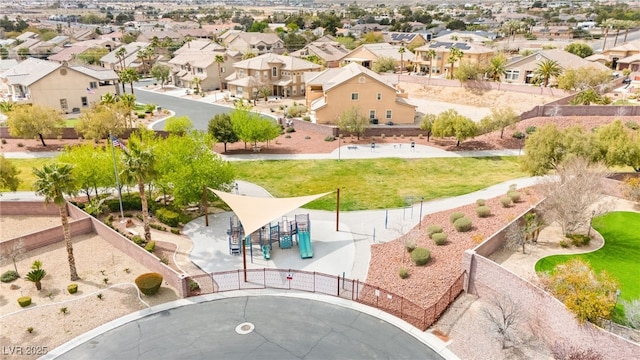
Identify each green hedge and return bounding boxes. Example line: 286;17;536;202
476;206;491;218
106;196;142;212
454;217;473;232
411;247;431;266
135;273;163;296
144;241;156;253
156;208;180;227
1;270;19;283
432;232;448;245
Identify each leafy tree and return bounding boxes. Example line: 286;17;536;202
557;67;612;91
372;56;397;73
420;114;436;142
337;106;369;140
593;120;640;171
335;35;356;50
164;116;193;136
359;32;384;44
75;103;127;141
522;123;568;175
120;132;156;242
150;64;171;88
432;109;478;146
230;103;280;149
446;19;467;30
7;104;63;146
248;20;268;32
453;61;484;81
486;53;508;81
564;42;594;58
215;54;225;91
120;67;139;95
0;155;20;192
533;59;562;87
76;47;109;65
58;143;115;201
539;258;618;325
479;107;519;138
33;163;79;280
208;113;238;152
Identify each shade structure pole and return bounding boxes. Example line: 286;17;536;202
203;185;209;227
336;188;340;232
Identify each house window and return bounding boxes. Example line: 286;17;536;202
505;70;520;81
221;67;226;73
60;98;68;110
293;88;297;95
386;110;392;119
300;85;305;95
351;93;359;100
369;110;376;119
89;81;97;89
239;70;244;77
264;71;268;79
377;93;382;100
197;68;203;74
237;86;243;95
81;97;88;106
272;67;277;77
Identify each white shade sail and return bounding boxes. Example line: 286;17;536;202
210;188;333;236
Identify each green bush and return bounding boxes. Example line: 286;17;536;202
507;190;521;203
626;121;640;130
67;283;78;294
150;223;166;231
559;240;569;248
476;206;491;218
171;228;180;235
135;273;163;296
156;208;180;227
132;235;145;246
427;225;443;237
476;199;486;207
500;196;512;208
432;232;448;245
285;127;295;133
189;279;200;292
144;241;156;253
526;126;537;134
106;195;142;212
324;136;335;142
410;247;431;266
399;268;409;279
18;296;32;307
1;270;20;283
449;212;465;224
567;233;590;247
453;217;473;232
512;132;525;139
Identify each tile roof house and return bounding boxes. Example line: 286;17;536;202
220;31;285;55
504;49;610;85
586;40;640;72
225;53;321;100
47;39;119;63
99;42;151;71
168;41;241;91
381;32;428;49
304;62;416;125
340;43;416;72
413;41;494;77
289;36;350;68
0;58;119;113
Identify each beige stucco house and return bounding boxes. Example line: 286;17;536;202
100;42;150;72
225;53;321;100
290;35;350;68
504;49;610;85
340;43;416;72
585;39;640;72
219;31;285;56
413;41;494;77
1;58;119;113
169;45;241;91
305;63;416;125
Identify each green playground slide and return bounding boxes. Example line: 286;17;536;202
298;231;313;259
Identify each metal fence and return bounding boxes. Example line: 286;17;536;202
189;268;464;331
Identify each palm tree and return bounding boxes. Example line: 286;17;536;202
115;47;127;93
120;68;140;95
622;20;636;43
601;18;615;51
119;93;136;128
613;19;623;47
398;46;406;75
120;135;156;242
25;260;46;290
425;49;436;78
33;163;79;281
191;76;202;95
215;54;225;91
447;47;464;80
487;54;508;82
533;59;562;87
100;92;117;105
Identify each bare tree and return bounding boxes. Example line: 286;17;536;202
537;157;610;235
505;222;527;254
551;341;604;360
1;238;26;275
482;295;525;349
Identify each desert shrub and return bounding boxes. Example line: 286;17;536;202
551;341;604;360
427;225;443;237
432;232;448;245
303;116;311;121
1;139;6;144
567;233;590;247
285;127;295;133
67;283;78;294
106;195;142;212
132;235;144;246
626;121;640;130
18;296;31;307
512;132;525;139
623;176;640;202
559;240;569;248
454;217;473;232
285;135;291;139
449;212;465;224
476;206;491;218
476;199;486;206
144;241;156;252
136;214;143;221
500;196;512;208
305;136;311;140
471;233;484;243
399;268;410;279
507;190;521;203
189;279;200;292
286;104;306;118
150;223;166;231
324;135;335;142
410;247;431;266
171;228;180;234
155;208;180;227
27;327;34;333
1;270;19;283
17;142;24;147
135;273;163;296
526;126;537;134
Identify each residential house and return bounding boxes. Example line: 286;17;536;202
99;42;150;72
178;28;214;40
225;53;321;99
503;49;610;85
586;40;640;71
413;42;494;77
169;40;241;91
219;31;285;56
531;25;572;40
0;58;119;112
304;62;416;125
382;32;428;50
344;24;391;38
48;39;119;63
434;30;497;44
340;43;415;71
137;30;183;44
290;36;350;68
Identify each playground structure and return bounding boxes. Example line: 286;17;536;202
227;213;313;261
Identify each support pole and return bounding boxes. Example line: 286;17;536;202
419;197;424;229
109;133;124;220
242;237;247;282
336;188;340;232
203;185;209;227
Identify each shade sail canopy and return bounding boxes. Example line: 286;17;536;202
210;188;332;236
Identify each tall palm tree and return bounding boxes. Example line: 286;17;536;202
426;49;436;78
191;76;202;94
120;68;140;95
100;92;117;105
120;135;156;242
398;46;406;75
215;54;225;91
601;18;615;51
613;19;623;47
115;47;127;93
487;54;508;82
622;20;636;43
33;163;79;281
447;47;464;80
534;59;562;87
119;93;136;128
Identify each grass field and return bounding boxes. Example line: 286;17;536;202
535;211;640;304
64;118;78;127
231;157;528;211
5;158;56;191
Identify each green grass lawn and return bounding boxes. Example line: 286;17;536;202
4;158;56;191
535;211;640;305
64;118;78;127
231;157;528;211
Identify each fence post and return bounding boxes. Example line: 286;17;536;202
313;271;316;293
237;269;241;290
400;297;403;320
337;274;340;296
263;268;266;288
210;273;214;293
